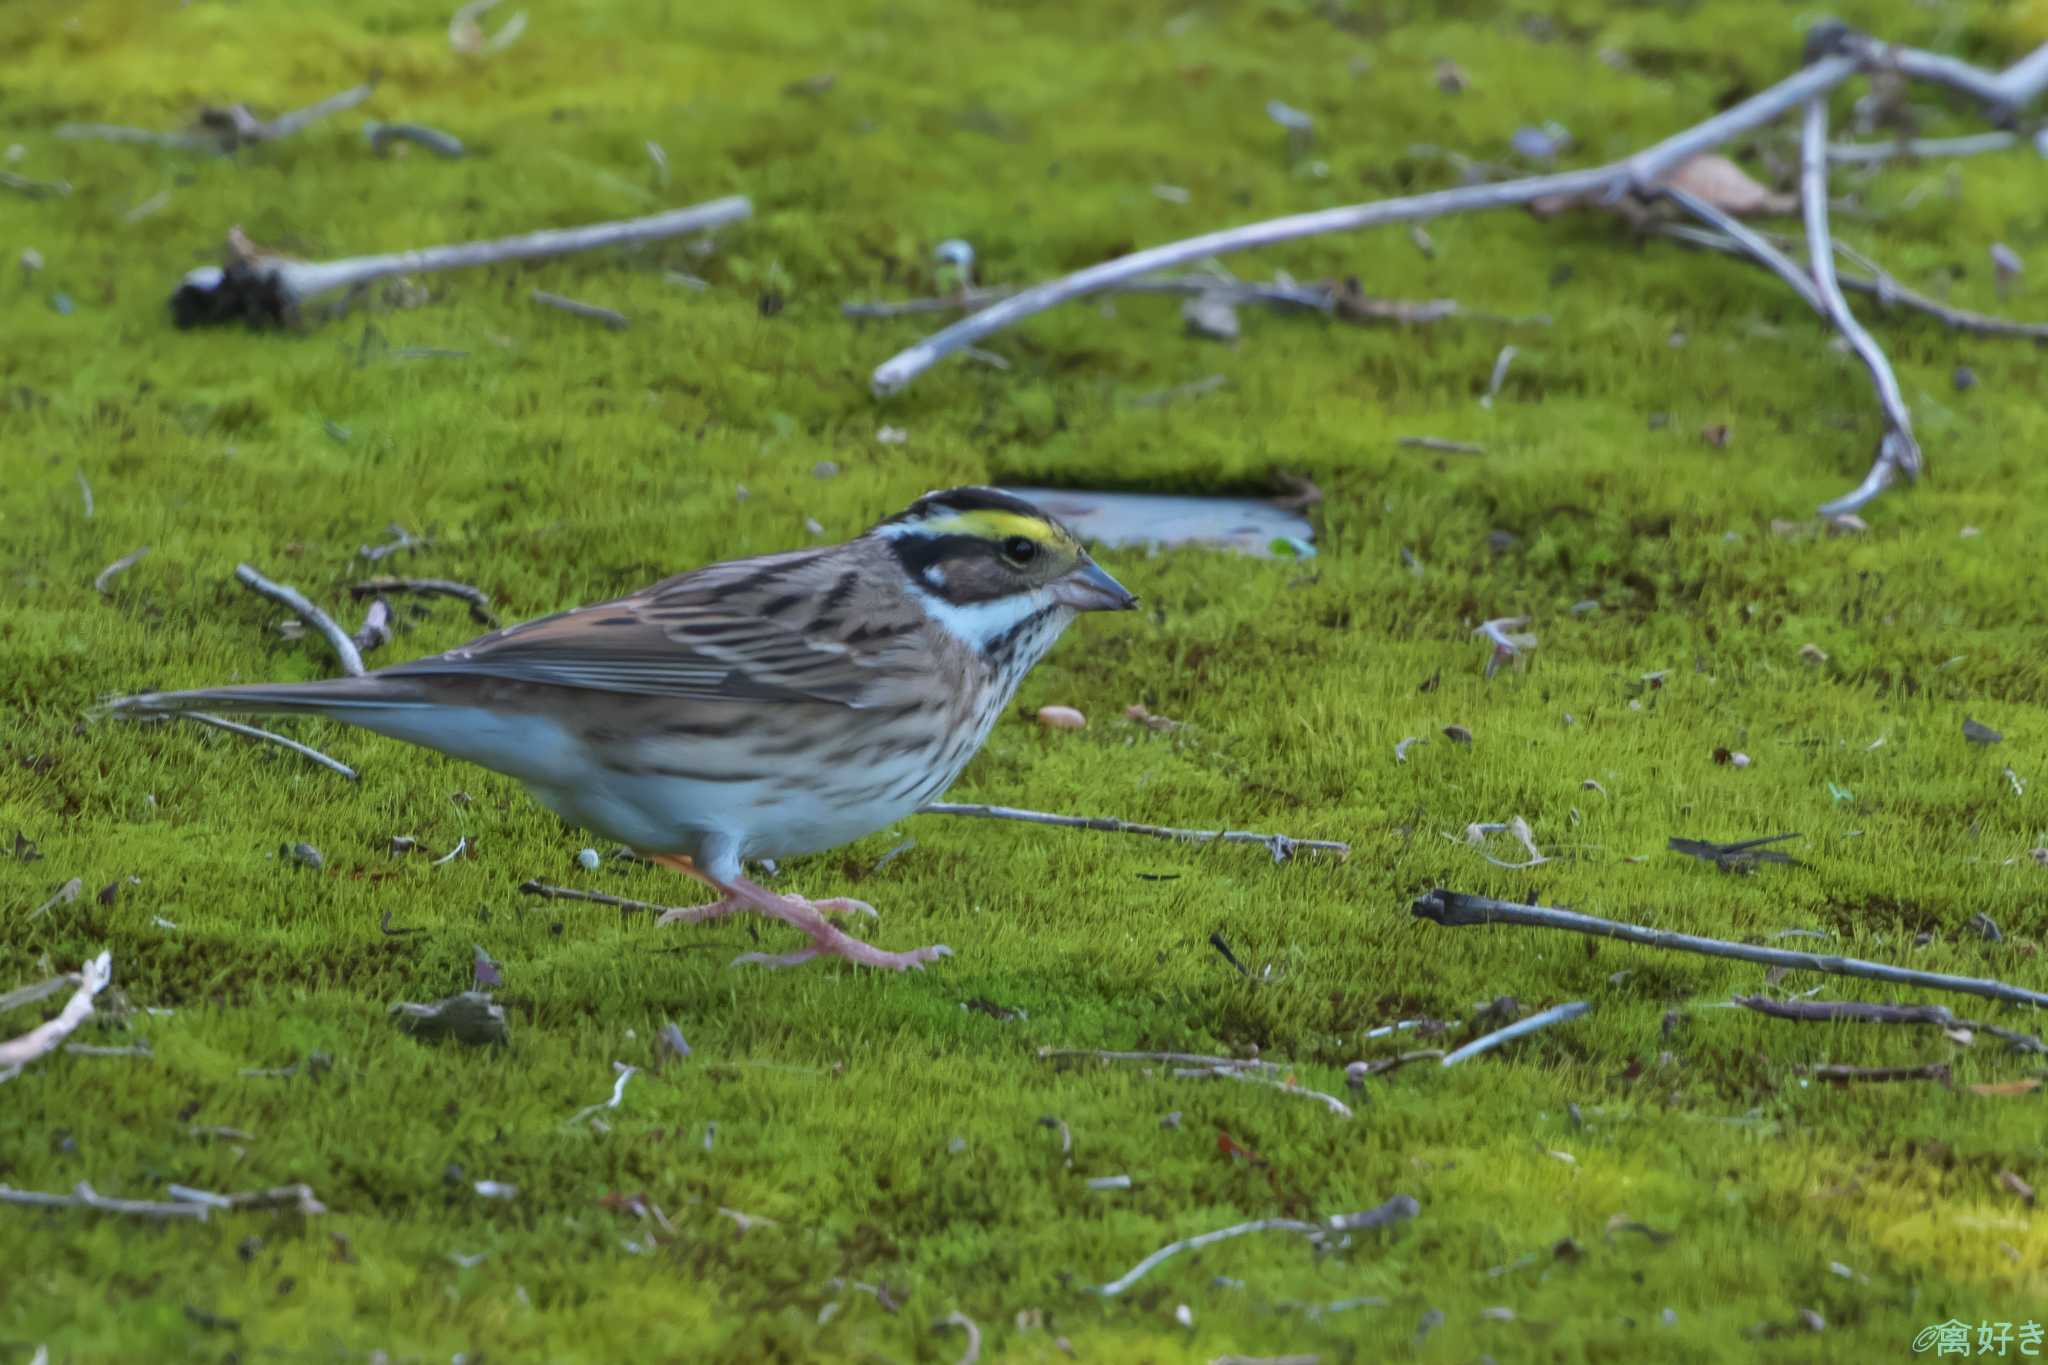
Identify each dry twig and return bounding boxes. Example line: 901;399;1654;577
176;712;359;782
173;197;750;328
1090;1196;1418;1297
58;83;373;153
349;576;498;625
919;802;1348;863
1807;1061;1953;1085
0;953;111;1082
867;27;2048;516
1441;1001;1590;1066
93;545;149;595
0;1180;325;1219
1732;995;2047;1054
1415;890;2048;1010
235;563;364;677
532;289;629;330
520;879;690;916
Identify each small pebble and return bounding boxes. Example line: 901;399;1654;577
1173;1304;1194;1328
1036;705;1086;731
1954;365;1977;391
876;425;908;445
576;848;600;871
812;460;839;479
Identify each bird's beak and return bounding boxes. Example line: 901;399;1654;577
1053;558;1138;612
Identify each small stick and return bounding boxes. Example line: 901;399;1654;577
349;576;497;624
1348;1049;1445;1077
179;712;360;782
173;196;751;329
870;51;1870;391
1039;1047;1277;1071
358;525;424;562
93;545;150;596
520;879;690;916
1399;436;1485;455
0;953;111;1081
234;563;364;677
1440;1001;1590;1067
1827;130;2021;163
1801;96;1921;513
1658;223;2048;341
918;802;1349;863
1414;889;2048;1010
1807;1061;1952;1085
364;121;465;158
1478;345;1517;407
57;83;373;153
0;168;70;198
63;1042;152;1058
1732;994;2048;1054
0;1182;207;1220
532;289;629;330
1186;1065;1354;1118
1735;996;1953;1025
0;975;80;1018
1090;1196;1417;1297
942;1310;982;1365
567;1062;640;1124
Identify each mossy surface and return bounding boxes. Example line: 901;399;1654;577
7;1;2048;1360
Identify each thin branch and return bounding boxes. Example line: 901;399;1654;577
532;289;629;330
58;83;373;153
0;953;111;1080
0;1182;207;1220
93;545;150;596
918;802;1349;863
1734;995;1954;1026
1441;1001;1590;1067
1800;95;1921;515
1090;1196;1418;1297
870;52;1865;392
1732;994;2048;1054
173;196;751;329
1399;436;1485;455
365;121;465;158
519;879;689;916
1039;1047;1276;1071
179;712;360;782
942;1311;982;1365
234;563;364;677
1828;130;2022;163
0;168;70;198
349;576;497;625
0;975;79;1018
1657;223;2048;340
1414;890;2048;1011
1179;1065;1355;1118
1807;1061;1952;1085
1661;188;1824;312
0;1179;325;1219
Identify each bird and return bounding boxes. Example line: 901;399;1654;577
105;486;1137;971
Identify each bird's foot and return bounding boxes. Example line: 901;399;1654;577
655;896;745;926
724;877;949;971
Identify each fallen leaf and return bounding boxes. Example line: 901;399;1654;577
1659;153;1797;216
1971;1078;2042;1096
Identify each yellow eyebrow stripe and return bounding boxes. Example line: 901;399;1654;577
924;509;1073;548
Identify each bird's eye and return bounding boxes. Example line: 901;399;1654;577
1002;535;1039;564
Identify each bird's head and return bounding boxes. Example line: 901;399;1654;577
872;486;1137;617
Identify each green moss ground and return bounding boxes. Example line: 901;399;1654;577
8;0;2048;1359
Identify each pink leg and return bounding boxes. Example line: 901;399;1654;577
723;876;950;972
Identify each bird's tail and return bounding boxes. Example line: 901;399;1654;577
96;676;427;723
